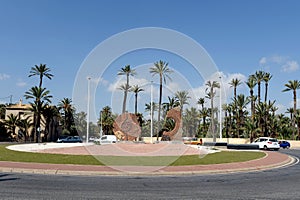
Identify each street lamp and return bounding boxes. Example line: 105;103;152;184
86;77;91;143
219;74;222;140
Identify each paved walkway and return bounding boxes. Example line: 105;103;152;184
0;143;294;176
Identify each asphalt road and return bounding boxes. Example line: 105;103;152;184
0;149;299;200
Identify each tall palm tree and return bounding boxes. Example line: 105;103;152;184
28;64;53;88
174;90;190;114
118;65;136;113
130;85;144;114
233;94;250;138
149;60;173;140
253;71;265;103
205;80;220;142
229;78;242;100
24;86;52;142
282;80;300;139
246;76;257;123
263;72;272;103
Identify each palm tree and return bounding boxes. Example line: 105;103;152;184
174;90;190;114
43;105;60;141
0;104;6;119
58;98;75;135
197;98;205;110
246;76;257;123
263;72;272;103
183;107;199;137
24;86;52;142
28;64;53;88
205;80;220;142
118;65;136;113
149;60;173;140
282;80;300;139
199;107;209;137
130;85;144;114
74;111;87;136
98;106;115;135
18;116;33;142
253;71;265;103
229;78;242;100
233;94;250;137
162;96;180;115
5;114;20;140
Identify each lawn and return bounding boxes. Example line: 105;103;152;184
0;144;265;166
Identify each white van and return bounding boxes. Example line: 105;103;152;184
95;135;117;144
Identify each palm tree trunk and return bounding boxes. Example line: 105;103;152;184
157;76;163;141
134;93;138;114
265;83;268;103
293;90;297;140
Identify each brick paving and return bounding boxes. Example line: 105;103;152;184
0;143;293;176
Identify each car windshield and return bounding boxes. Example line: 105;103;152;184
269;139;277;142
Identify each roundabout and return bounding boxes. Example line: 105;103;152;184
0;142;295;176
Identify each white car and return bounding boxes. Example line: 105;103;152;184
252;137;280;150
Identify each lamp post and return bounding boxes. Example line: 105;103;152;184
219;74;222;140
86;77;91;143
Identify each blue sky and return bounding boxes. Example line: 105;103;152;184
0;0;300;121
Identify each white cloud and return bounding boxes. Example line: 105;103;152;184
259;55;299;73
0;73;10;80
16;80;27;87
259;57;267;65
281;61;299;73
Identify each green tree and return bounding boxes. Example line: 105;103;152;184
246;76;257;124
18;115;33;142
130;85;144;114
149;60;173;140
118;65;136;113
205;80;220;142
175;90;190;114
197;98;205;110
4;113;20;140
58;98;76;135
253;71;265;103
282;80;300;139
24;86;52;142
229;78;242;100
98;106;115;135
28;64;53;88
263;72;272;103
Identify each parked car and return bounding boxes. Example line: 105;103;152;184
57;136;83;143
278;140;291;149
94;135;117;144
183;137;203;145
252;137;280;150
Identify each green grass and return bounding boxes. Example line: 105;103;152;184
0;144;265;166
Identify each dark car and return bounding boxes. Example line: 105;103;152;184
57;136;82;143
278;140;291;149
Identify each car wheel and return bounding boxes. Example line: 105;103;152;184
286;146;290;149
263;145;268;150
